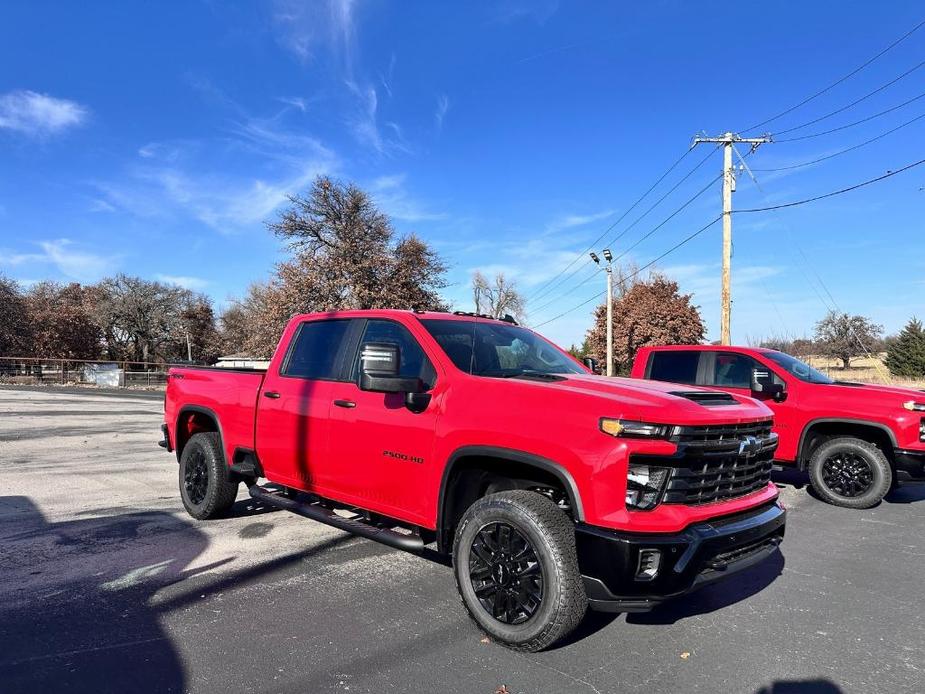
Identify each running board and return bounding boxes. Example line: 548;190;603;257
248;484;424;552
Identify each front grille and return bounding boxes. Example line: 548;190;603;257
659;420;777;505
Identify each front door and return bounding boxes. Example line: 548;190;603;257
327;318;442;526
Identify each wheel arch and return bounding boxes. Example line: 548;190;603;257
175;405;226;462
797;418;897;469
436;445;584;554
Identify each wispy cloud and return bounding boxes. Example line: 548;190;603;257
155;274;210;290
489;0;559;24
435;94;450;133
272;0;357;71
94;110;338;231
544;208;614;235
0;239;116;281
369;174;445;222
0;90;88;137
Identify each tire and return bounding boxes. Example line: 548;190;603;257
178;432;240;520
452;490;587;652
808;437;892;509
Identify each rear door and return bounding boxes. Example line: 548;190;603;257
255;318;358;493
326;318;441;526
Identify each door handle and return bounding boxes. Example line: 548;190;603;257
333;399;356;408
263;391;281;399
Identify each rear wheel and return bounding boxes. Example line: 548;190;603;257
452;490;587;652
179;432;239;520
808;437;892;509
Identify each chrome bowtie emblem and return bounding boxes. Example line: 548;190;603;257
739;435;760;458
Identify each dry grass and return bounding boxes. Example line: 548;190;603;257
805;353;925;389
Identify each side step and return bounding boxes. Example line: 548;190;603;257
248;484;424;552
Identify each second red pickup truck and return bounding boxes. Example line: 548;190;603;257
161;310;785;650
633;345;925;508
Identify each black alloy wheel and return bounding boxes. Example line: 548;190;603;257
184;449;209;505
469;522;544;625
820;451;874;498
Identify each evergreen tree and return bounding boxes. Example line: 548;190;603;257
884;318;925;378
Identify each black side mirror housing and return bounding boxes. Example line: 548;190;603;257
359;342;425;394
751;367;787;402
583;357;598;373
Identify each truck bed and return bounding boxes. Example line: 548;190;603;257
164;365;266;465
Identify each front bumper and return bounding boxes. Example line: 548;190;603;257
894;448;925;480
576;500;786;612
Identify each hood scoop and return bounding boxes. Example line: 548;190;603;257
669;390;738;407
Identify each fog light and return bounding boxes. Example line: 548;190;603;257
636;548;662;581
919;417;925;442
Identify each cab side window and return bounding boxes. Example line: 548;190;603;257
282;319;352;380
647;351;700;384
708;352;784;389
356;319;436;389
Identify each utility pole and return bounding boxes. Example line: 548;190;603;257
186;332;192;362
692;132;771;345
591;249;614;376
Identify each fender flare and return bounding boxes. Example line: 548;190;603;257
436;445;585;551
797;418;897;467
175;405;226;461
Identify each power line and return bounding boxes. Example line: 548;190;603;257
532;150;712;308
770;59;925;137
736;157;925;213
741;18;925;133
530;170;722;314
753;110;925;172
533;215;723;328
774;88;925;142
525;148;694;303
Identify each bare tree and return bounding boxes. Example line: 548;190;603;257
24;281;101;360
0;275;32;357
585;274;705;375
814;311;883;369
223;176;450;358
472;271;526;321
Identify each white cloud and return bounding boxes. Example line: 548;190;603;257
155;274;210;290
544;208;614;234
0;90;88;137
88;198;116;213
273;0;357;70
435;94;450;132
368;174;445;222
0;239;116;282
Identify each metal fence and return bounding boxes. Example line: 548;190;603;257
0;356;174;389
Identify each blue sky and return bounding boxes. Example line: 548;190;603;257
1;1;923;349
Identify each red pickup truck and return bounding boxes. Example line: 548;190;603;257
161;310;785;651
632;345;925;508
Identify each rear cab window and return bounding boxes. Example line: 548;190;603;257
646;351;700;384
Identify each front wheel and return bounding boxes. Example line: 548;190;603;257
808;437;892;509
452;490;587;652
179;432;240;520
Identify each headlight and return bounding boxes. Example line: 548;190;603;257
625;464;670;510
600;418;670;438
903;401;925;412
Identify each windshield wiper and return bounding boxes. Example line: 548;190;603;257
496;370;566;381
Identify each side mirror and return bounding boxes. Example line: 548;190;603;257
751;367;787;402
359;342;424;394
583;357;598;373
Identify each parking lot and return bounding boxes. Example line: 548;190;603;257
1;386;923;694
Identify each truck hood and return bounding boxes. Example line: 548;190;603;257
505;373;773;425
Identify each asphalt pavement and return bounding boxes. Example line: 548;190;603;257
1;387;923;693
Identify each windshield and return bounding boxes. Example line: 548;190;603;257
765;351;833;384
420;319;585;377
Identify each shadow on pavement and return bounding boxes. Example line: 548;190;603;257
627;550;785;626
756;679;843;693
0;495;204;693
885;480;925;504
